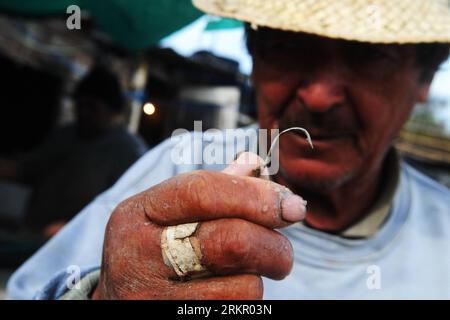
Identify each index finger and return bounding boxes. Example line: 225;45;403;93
135;170;307;229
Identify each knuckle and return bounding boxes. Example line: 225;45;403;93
135;170;222;226
218;220;252;263
148;170;215;225
180;170;218;213
105;203;126;234
107;197;139;230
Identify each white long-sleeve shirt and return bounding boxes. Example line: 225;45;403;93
7;127;450;299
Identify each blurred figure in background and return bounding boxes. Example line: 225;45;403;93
0;66;147;238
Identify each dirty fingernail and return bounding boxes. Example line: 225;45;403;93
281;195;307;222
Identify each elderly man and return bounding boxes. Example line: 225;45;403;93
8;0;450;299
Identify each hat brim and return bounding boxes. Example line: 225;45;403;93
193;0;450;44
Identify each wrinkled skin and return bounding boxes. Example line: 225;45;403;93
94;154;303;299
94;30;433;299
250;29;431;231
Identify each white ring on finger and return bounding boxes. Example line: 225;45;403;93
161;222;210;280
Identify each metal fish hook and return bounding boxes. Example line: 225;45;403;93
252;127;314;177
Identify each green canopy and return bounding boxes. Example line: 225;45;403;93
0;0;203;51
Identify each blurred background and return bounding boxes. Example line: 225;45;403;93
0;1;449;299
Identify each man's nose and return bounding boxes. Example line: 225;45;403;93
296;74;346;113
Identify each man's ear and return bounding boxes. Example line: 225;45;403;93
417;82;431;103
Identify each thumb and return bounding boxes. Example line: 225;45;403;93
222;151;270;179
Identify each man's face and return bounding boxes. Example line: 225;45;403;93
251;29;430;192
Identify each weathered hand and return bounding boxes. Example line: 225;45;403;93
93;152;306;299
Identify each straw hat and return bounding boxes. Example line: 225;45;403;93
193;0;450;43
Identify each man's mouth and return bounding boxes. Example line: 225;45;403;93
277;99;360;143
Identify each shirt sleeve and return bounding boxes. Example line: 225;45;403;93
36;267;100;300
58;269;100;300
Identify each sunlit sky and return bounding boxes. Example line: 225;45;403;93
161;16;450;132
